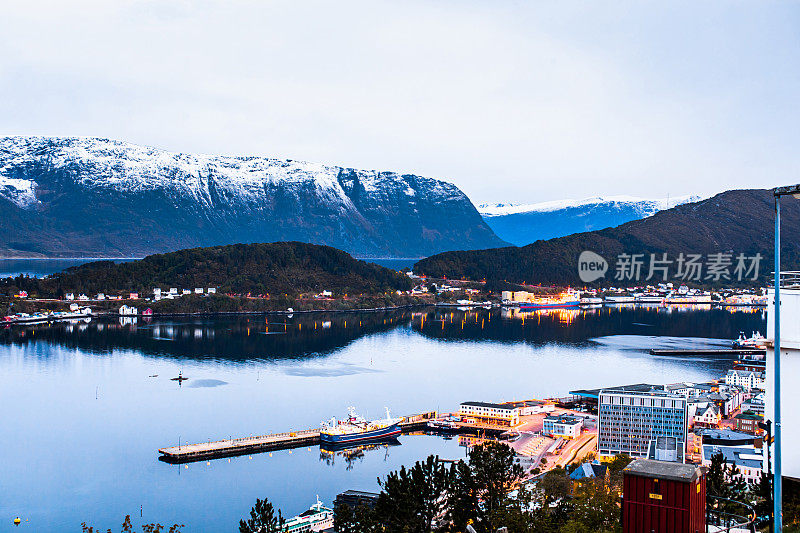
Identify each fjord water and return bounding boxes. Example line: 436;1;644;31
0;307;762;531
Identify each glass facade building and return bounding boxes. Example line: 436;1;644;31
598;388;688;458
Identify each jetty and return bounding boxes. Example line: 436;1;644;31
158;414;434;464
649;348;765;356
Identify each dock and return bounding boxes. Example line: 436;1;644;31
648;348;765;356
158;416;433;464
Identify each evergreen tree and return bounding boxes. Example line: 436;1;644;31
239;498;285;533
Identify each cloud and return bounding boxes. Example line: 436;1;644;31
1;1;797;203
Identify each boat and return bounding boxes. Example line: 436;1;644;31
320;407;401;445
635;293;665;304
733;331;766;349
665;293;712;304
603;295;635;304
518;289;580;310
283;497;334;533
427;419;460;432
579;297;603;306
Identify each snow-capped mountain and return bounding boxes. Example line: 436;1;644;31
0;137;505;258
478;195;702;246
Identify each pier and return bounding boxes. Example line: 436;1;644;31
158;416;434;464
648;348;765;356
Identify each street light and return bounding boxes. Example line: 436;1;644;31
771;184;800;533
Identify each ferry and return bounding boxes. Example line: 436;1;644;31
603;294;635;304
518;289;580;310
283;497;333;533
733;331;766;349
320;407;401;446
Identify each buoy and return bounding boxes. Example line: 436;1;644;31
14;517;21;525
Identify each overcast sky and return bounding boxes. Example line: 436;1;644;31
1;1;798;204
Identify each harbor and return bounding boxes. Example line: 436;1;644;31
158;414;435;464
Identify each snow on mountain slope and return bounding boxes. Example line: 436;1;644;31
0;136;503;258
478;195;702;217
477;194;704;246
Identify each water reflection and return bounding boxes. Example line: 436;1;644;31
411;306;764;346
0;311;412;362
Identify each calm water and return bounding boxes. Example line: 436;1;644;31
0;306;763;531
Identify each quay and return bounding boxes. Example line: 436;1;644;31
158;416;433;464
648;348;765;356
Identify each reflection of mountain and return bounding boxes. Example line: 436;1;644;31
0;312;412;362
411;308;764;346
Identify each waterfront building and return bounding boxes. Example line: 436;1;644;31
153;288;162;300
542;414;583;439
65;293;74;301
459;401;520;427
597;387;688;459
502;399;554;416
208;287;216;294
701;444;764;484
725;369;765;391
194;288;203;294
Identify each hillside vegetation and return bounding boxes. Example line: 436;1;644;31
415;189;800;286
2;242;413;298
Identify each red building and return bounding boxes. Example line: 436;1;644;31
622;459;707;533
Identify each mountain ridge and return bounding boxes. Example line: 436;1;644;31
0;136;505;258
415;189;800;286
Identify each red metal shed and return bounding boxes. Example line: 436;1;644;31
622;459;707;533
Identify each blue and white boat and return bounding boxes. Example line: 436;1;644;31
320;407;401;445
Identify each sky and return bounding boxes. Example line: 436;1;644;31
1;1;798;204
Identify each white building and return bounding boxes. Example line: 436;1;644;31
96;293;105;301
459;402;520;427
169;288;178;295
194;288;204;294
542;415;583;439
688;400;721;428
153;288;162;300
119;305;138;316
182;289;191;295
65;293;75;301
725;369;765;391
208;287;216;294
766;282;800;479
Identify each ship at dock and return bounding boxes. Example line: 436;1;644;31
320;407;401;446
517;289;580;310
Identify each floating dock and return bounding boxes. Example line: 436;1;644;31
158;417;432;464
649;348;765;356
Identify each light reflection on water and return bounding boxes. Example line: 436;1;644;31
0;307;763;531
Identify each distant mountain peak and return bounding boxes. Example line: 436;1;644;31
478;194;702;217
477;194;704;246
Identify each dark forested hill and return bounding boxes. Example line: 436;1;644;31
3;242;413;297
415;189;800;286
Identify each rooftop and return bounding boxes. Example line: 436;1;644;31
703;445;764;469
569;383;662;400
544;415;583;425
695;428;756;445
461;401;515;410
624;459;705;482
